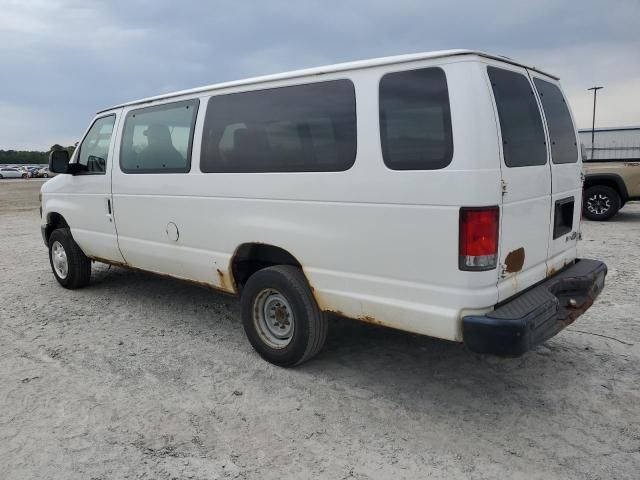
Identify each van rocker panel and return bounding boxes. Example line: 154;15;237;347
463;258;607;356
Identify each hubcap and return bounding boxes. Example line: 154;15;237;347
586;193;611;216
51;241;69;279
253;288;295;348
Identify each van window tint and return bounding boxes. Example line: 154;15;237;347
487;67;547;167
533;79;578;164
379;67;453;170
120;100;199;173
200;80;356;173
77;115;115;175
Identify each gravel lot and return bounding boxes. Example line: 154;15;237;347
1;180;639;479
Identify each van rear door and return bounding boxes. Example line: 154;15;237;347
486;65;552;301
529;74;582;274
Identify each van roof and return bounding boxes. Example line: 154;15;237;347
97;49;559;114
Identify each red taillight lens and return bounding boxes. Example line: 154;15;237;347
459;207;499;271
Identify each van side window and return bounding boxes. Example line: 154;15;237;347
379;67;453;170
487;67;547;167
120;100;199;173
200;80;356;173
76;115;115;175
533;79;579;164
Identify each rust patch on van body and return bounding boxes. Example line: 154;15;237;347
504;247;525;273
359;315;384;325
322;308;385;327
302;269;387;327
547;260;570;278
311;290;383;326
89;257;237;296
216;268;229;290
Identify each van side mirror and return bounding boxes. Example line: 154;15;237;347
49;150;70;174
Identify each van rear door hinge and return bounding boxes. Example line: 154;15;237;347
501;179;508;196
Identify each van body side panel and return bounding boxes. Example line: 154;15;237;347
110;59;501;341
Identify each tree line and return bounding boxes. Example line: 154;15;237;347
0;145;76;165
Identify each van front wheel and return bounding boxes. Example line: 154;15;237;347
241;265;327;367
48;228;91;289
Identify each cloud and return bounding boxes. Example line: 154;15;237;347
0;0;638;149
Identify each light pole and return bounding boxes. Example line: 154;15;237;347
587;86;603;161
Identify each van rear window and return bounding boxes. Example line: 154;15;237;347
487;67;547;168
533;79;579;164
200;80;356;173
379;67;453;170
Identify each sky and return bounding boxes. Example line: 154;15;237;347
0;0;638;150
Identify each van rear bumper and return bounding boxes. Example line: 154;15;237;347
463;258;607;357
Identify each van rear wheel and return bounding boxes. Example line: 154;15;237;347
241;265;327;367
583;185;620;221
48;228;92;289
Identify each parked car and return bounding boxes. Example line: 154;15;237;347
37;168;53;178
19;166;32;177
582;159;640;221
18;166;39;178
0;167;24;179
40;50;607;366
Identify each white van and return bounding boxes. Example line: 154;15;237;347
41;50;607;366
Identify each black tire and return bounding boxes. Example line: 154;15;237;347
43;173;49;178
241;265;328;367
48;228;91;289
583;185;621;221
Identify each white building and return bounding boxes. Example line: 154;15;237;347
579;126;640;161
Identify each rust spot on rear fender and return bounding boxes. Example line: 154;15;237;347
305;271;384;327
216;268;229;290
322;309;384;326
359;315;384;326
504;247;525;273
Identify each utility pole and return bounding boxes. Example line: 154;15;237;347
587;86;603;161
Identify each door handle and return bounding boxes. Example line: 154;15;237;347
105;197;113;222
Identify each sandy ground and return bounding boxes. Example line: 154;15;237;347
1;179;639;480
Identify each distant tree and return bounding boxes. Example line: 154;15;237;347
0;146;68;165
0;142;79;165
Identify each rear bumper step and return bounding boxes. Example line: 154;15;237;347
463;258;607;356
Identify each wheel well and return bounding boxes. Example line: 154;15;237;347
45;213;69;243
584;175;627;201
231;243;302;291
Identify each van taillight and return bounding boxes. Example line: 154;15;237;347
459;207;499;271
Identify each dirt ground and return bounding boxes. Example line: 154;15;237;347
1;179;638;480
